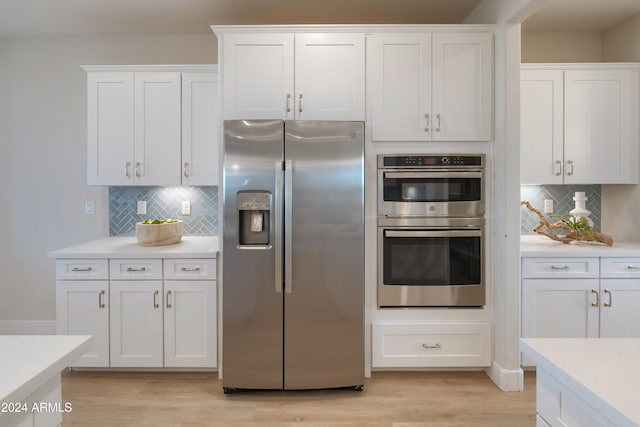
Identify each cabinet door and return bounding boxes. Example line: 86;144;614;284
369;33;431;141
110;281;163;367
564;69;635;184
599;279;640;338
522;279;599;339
86;72;134;185
164;281;217;368
520;69;564;185
181;72;219;186
223;33;294;119
56;281;110;367
294;33;365;121
431;32;493;141
133;72;181;186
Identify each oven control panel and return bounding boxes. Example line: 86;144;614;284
379;154;484;168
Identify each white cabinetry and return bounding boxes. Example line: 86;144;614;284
55;255;217;369
369;32;493;142
221;31;365;121
85;66;218;186
521;65;638;184
521;257;640;365
55;259;109;367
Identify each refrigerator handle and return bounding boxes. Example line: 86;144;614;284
274;161;283;294
285;159;294;294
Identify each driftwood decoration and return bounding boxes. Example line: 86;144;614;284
521;201;614;246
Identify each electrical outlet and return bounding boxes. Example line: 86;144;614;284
137;200;147;215
544;199;554;214
181;200;191;215
84;201;95;215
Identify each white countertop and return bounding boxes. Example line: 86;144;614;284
0;335;92;404
521;234;640;257
520;338;640;427
48;236;219;259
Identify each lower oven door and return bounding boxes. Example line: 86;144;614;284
378;227;485;308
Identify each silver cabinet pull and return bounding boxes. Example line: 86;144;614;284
153;290;159;309
125;161;132;178
286;93;291;113
298;94;303;113
554;160;563;176
627;265;640;270
550;265;570;270
435;113;441;132
183;162;190;178
180;267;200;272
98;290;106;309
135;162;141;178
126;267;147;272
72;267;92;272
604;288;612;307
591;289;599;307
166;290;172;309
422;343;441;349
424;113;430;132
567;160;574;176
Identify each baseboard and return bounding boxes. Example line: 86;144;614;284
485;360;524;391
0;320;56;335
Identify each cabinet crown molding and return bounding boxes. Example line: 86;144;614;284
521;63;640;70
212;24;495;35
81;64;217;73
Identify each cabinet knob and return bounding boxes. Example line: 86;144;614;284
435;113;441;132
286;93;291;113
566;160;574;176
591;289;599;307
604;288;612;307
422;342;441;349
550;265;569;271
183;162;190;178
72;267;92;272
554;160;562;176
298;94;303;113
98;290;106;309
424;113;430;132
153;290;159;309
166;290;172;309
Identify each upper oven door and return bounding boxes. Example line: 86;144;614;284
378;170;484;217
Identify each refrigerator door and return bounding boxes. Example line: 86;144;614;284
222;119;284;390
283;121;365;389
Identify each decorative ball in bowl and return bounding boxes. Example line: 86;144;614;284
135;219;184;246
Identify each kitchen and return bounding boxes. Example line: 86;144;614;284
1;0;640;425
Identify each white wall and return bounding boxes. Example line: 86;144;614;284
601;12;640;241
521;31;602;62
0;34;216;329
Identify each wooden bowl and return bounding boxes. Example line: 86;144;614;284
135;220;184;246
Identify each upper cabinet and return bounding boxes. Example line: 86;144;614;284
521;65;639;185
221;32;365;121
369;32;493;142
85;66;219;186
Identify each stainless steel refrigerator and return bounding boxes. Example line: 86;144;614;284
222;120;364;392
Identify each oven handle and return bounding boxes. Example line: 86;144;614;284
384;229;482;238
384;171;482;179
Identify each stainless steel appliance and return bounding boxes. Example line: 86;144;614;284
378;154;484;218
223;120;364;392
377;154;485;308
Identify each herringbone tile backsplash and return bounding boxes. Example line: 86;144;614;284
109;186;217;236
520;185;601;235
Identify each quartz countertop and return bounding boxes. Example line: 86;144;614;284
520;338;640;426
48;236;219;259
0;335;92;404
521;234;640;257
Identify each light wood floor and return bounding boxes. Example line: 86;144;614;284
61;370;536;426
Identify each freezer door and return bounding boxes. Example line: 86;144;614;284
222;119;284;390
283;121;365;389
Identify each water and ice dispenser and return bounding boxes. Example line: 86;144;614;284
237;191;271;246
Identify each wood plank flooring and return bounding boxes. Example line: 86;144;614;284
61;370;536;426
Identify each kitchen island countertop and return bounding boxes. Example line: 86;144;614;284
48;236;218;259
521;234;640;257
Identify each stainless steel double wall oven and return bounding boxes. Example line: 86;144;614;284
378;154;485;308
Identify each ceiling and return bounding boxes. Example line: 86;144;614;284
0;0;639;37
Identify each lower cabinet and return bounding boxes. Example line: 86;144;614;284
55;257;217;369
372;322;491;368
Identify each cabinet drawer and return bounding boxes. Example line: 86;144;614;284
522;258;599;278
110;259;162;280
372;322;491;368
56;259;108;280
163;259;216;280
600;258;640;278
